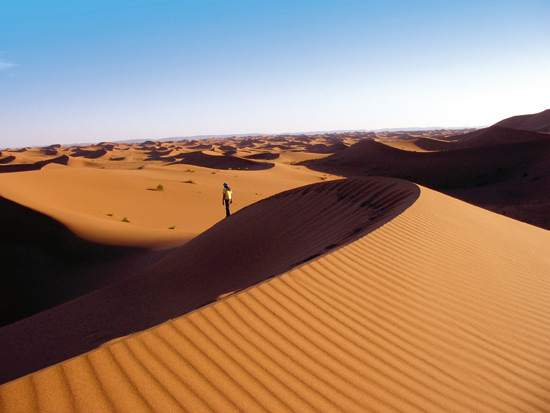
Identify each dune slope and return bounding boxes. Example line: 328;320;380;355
1;185;549;412
0;155;69;173
170;151;274;170
0;177;419;384
303;137;550;229
443;125;549;149
494;108;550;133
0;195;161;327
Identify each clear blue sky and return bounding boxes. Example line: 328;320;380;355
1;0;549;148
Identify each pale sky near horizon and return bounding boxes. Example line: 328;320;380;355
1;0;549;148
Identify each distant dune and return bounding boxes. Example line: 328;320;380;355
244;152;280;160
303;137;549;187
170;151;275;170
442;125;549;149
70;147;108;159
303;123;550;229
0;155;16;164
0;154;69;173
494;108;550;133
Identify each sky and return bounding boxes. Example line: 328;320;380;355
1;0;549;148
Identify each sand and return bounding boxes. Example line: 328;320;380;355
1;184;549;412
0;177;420;383
0;154;336;248
1;112;549;411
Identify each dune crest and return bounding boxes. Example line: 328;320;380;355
0;155;69;173
170;151;275;170
0;177;419;384
494;108;550;133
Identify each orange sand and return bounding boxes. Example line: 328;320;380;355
1;185;548;412
0;149;336;248
1;115;549;411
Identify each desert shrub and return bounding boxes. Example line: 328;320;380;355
122;217;131;223
156;184;164;191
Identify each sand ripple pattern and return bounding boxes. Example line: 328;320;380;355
0;178;419;385
1;186;550;411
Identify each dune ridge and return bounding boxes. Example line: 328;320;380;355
0;155;69;173
1;185;548;411
170;151;275;170
441;125;549;149
494;108;550;133
303;133;550;229
0;177;419;384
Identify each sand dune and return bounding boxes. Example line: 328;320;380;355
495;108;550;133
0;195;161;328
1;183;548;411
0;158;336;252
304;134;550;229
170;151;275;170
443;125;549;149
1;112;549;411
304;141;348;153
70;148;108;159
244;152;280;160
0;155;16;164
0;177;419;384
0;154;69;173
304;137;549;187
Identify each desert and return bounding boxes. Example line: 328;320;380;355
0;109;549;411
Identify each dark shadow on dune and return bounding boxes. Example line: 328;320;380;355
302;133;550;229
96;143;115;151
440;126;549;150
494;108;550;133
0;155;69;173
170;151;274;170
414;137;453;151
0;196;166;328
0;156;16;164
0;177;419;384
303;138;550;188
189;144;213;150
244;152;280;160
305;142;348;153
70;148;107;159
145;149;175;161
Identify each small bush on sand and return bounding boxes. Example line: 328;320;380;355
169;225;176;230
122;217;131;223
183;180;196;184
156;184;164;191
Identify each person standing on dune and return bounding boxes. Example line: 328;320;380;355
222;182;233;217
